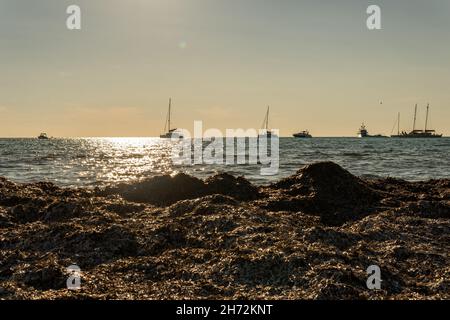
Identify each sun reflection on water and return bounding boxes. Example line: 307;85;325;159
0;137;448;187
88;138;176;185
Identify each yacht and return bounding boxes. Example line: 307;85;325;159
37;133;49;140
293;130;312;138
357;123;386;138
160;98;184;139
391;104;442;138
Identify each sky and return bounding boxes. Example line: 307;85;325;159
0;0;449;137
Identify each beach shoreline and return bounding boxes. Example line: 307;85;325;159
0;162;449;299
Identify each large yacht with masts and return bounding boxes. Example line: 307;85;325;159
391;104;442;138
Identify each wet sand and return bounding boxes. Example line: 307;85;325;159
0;162;449;299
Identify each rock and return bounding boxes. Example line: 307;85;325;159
0;207;13;227
100;173;207;205
99;172;260;206
8;203;43;223
14;255;67;291
270;162;382;225
44;201;86;222
205;173;260;200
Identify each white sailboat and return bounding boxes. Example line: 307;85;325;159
160;98;184;139
258;106;277;137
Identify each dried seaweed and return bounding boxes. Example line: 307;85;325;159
0;162;448;300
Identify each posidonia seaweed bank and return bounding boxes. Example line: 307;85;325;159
0;162;449;299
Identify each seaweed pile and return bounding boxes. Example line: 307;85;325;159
0;162;449;299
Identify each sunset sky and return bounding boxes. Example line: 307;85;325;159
0;0;449;137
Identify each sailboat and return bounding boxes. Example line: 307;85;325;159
160;98;184;139
391;104;442;138
391;112;403;138
258;106;277;137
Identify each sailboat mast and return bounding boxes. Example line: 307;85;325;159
168;98;171;132
424;103;429;132
397;112;400;135
413;104;417;131
266;106;269;130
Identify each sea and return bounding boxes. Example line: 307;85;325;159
0;137;448;187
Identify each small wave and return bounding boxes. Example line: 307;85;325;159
342;152;365;157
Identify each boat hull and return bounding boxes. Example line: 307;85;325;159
358;135;387;138
293;130;312;138
258;130;278;138
391;134;442;138
293;134;312;138
160;133;184;139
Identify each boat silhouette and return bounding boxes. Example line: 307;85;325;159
160;98;184;139
391;104;442;138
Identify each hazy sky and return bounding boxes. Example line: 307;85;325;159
0;0;449;137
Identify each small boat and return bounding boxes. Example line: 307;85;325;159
258;106;277;137
293;130;312;138
160;98;184;139
391;104;442;138
357;123;386;138
38;133;49;140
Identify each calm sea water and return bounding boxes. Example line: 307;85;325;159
0;137;448;187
